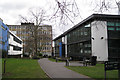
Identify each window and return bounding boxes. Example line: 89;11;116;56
80;43;83;46
116;27;120;31
88;50;91;53
108;27;115;30
80;49;83;53
81;32;83;35
84;50;88;53
116;23;120;26
88;44;91;47
84;32;87;35
13;46;22;51
14;37;22;44
84;50;91;54
107;22;114;26
85;24;90;27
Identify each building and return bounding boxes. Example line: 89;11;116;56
7;23;52;56
53;14;120;62
0;18;9;57
8;30;23;58
0;18;23;58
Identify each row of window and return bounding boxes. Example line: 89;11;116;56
67;24;91;44
13;36;22;44
67;42;91;55
108;27;120;31
107;22;120;26
13;46;22;51
55;38;62;46
40;42;51;45
41;47;51;50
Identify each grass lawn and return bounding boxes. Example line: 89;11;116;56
66;64;118;79
48;58;63;62
2;58;48;78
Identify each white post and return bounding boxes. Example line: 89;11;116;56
65;35;67;57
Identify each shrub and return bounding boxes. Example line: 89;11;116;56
39;53;43;56
32;56;40;59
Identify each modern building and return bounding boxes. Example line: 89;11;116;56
53;14;120;62
0;18;9;57
8;30;23;58
7;23;52;56
0;18;23;58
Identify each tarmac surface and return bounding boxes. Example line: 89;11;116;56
38;58;93;79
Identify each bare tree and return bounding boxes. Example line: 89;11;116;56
91;0;120;13
49;0;81;32
19;8;48;56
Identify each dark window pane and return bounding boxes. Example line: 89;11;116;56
107;22;114;26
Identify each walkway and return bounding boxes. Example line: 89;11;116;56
38;58;93;79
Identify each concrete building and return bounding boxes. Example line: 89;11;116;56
53;14;120;62
7;23;52;56
8;30;23;57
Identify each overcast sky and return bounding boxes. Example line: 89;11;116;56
0;0;119;38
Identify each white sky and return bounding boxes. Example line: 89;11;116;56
0;0;119;38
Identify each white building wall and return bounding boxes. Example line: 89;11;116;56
8;30;23;56
65;35;67;57
91;21;108;61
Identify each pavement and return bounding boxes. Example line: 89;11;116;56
38;58;93;79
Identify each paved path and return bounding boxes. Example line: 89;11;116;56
38;58;93;79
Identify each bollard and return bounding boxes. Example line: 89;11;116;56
56;57;58;62
66;59;69;66
4;60;6;74
118;60;120;79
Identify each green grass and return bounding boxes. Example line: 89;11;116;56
2;58;48;78
48;58;64;62
48;58;57;62
66;64;118;79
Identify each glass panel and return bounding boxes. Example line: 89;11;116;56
107;22;114;26
81;49;83;53
116;27;120;31
81;32;83;35
108;27;115;30
116;23;120;26
84;32;87;35
85;24;90;27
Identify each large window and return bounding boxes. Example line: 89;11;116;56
107;21;120;61
67;23;91;44
107;22;114;26
108;27;115;30
14;36;22;44
13;46;22;51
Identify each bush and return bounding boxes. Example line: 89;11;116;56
32;56;40;59
39;53;42;56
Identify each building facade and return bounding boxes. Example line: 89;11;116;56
53;14;120;61
0;18;23;58
8;30;23;57
8;23;52;56
0;18;9;57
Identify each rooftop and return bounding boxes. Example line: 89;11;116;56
53;14;120;41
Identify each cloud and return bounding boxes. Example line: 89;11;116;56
0;2;27;13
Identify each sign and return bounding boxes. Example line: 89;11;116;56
105;61;119;71
104;61;120;80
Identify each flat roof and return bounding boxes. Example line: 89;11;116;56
53;14;120;41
